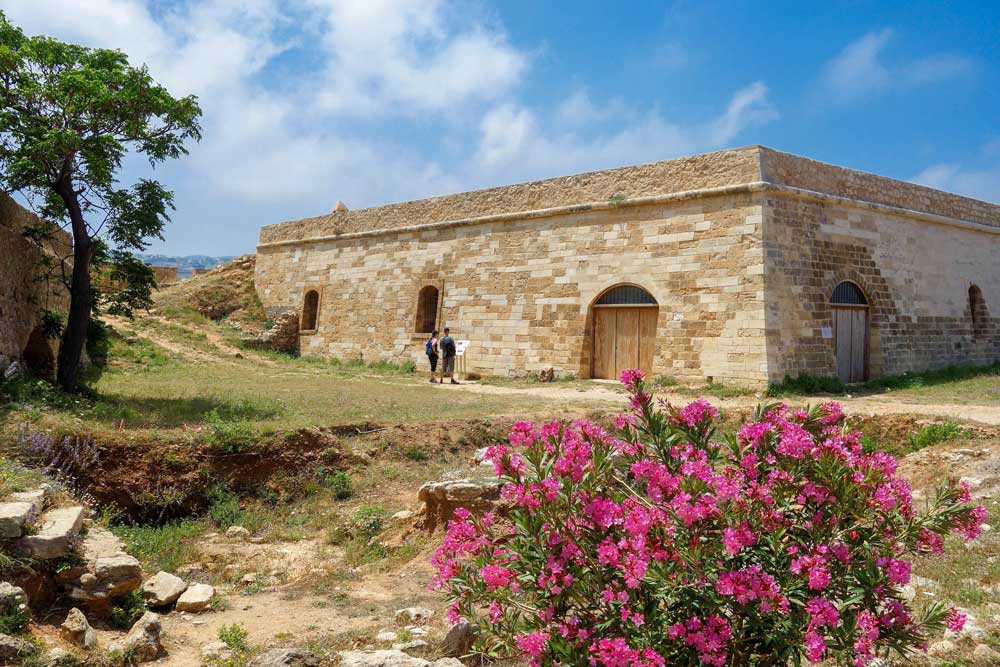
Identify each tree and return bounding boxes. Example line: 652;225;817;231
0;12;201;392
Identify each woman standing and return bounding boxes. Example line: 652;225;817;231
425;329;439;383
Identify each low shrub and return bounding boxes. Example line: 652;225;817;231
434;370;987;667
767;373;846;397
322;470;353;500
404;448;428;462
908;421;967;451
218;623;250;652
207;486;245;528
112;519;206;573
110;589;146;630
0;598;30;634
205;409;256;454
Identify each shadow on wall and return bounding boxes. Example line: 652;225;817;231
22;325;56;380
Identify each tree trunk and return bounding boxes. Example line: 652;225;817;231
54;179;92;393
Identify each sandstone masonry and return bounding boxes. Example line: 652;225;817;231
255;146;999;386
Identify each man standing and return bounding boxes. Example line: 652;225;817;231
438;327;459;385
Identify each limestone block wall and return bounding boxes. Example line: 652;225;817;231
763;196;1000;382
256;193;768;384
0;193;70;366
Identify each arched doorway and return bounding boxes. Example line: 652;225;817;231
591;285;658;380
830;281;868;383
301;290;320;331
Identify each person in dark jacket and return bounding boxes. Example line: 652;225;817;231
438;327;459;384
425;329;439;383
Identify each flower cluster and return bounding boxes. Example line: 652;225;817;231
433;370;986;667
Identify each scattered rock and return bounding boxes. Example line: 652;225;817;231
3;360;21;380
60;607;97;650
973;643;1000;662
202;642;234;661
417;478;502;532
111;612;163;662
390;510;414;523
337;651;463;667
45;647;72;666
0;633;33;663
226;526;251;540
927;639;957;658
391;640;427;651
249;648;320;667
395;607;434;626
175;583;215;612
440;621;478;657
898;585;916;603
376;630;397;643
142;571;188;607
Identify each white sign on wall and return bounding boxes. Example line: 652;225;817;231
821;327;833;339
456;340;470;356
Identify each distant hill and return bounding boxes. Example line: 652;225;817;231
135;253;238;278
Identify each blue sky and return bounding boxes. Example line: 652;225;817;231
4;0;999;255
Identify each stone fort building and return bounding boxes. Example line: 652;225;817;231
255;146;999;387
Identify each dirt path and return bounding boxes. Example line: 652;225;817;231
448;379;1000;426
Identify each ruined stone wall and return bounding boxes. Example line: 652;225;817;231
0;193;70;367
256;194;768;384
763;196;1000;383
259;147;763;242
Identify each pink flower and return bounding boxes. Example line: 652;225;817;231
515;632;550;658
804;629;827;663
619;368;645;386
945;607;967;633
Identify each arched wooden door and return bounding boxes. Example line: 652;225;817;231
830;281;868;383
592;285;658;379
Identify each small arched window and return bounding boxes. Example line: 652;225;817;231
830;281;868;306
969;284;987;339
301;290;319;332
415;285;439;333
595;284;658;306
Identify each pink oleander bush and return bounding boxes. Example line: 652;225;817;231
432;370;987;667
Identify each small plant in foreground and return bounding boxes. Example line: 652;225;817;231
0;599;30;634
205;409;256;454
908;422;967;451
434;370;987;667
322;470;353;500
404;447;428;462
110;589;146;630
207;486;245;528
218;623;250;652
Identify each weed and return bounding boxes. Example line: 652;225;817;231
653;375;678;388
351;504;387;537
322;470;353;500
908;422;968;451
110;589;146;630
218;623;250;652
766;374;846;397
207;486;245;528
112;519;206;573
404;448;428;462
0;597;30;634
396;628;413;642
206;409;256;454
209;592;230;611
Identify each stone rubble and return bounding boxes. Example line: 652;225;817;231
16;505;85;560
141;571;189;607
59;608;97;650
417;478;502;532
108;611;164;663
175;583;215;612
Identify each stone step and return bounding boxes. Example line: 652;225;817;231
0;502;34;539
0;486;51;539
17;505;86;560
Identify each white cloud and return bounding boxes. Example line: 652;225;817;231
0;1;778;252
911;162;1000;204
306;0;527;115
817;29;972;104
470;82;777;185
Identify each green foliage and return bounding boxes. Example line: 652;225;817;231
351;504;387;538
207;486;245;528
0;598;30;634
321;470;353;500
766;373;846;397
908;422;968;451
110;589;146;630
206;409;256;454
40;310;65;339
0;11;202;390
404;447;428;462
653;375;678;388
218;623;250;652
111;519;206;573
